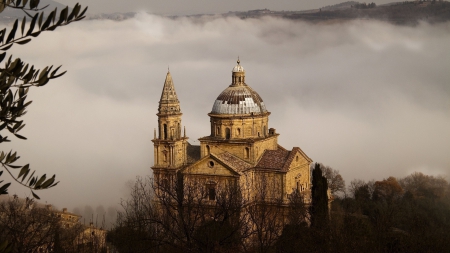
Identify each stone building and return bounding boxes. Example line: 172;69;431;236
151;60;312;205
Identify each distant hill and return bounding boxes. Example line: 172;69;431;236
224;1;450;25
321;1;359;11
86;12;137;21
295;1;450;25
4;1;448;25
0;0;69;23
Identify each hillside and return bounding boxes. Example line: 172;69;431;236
228;1;450;25
2;1;450;25
0;0;68;23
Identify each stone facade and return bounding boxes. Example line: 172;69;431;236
151;60;313;205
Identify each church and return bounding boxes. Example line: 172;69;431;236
151;59;313;204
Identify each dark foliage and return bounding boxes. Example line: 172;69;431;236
109;171;450;253
310;163;329;229
0;0;87;199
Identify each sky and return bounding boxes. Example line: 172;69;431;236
1;8;449;219
55;0;399;15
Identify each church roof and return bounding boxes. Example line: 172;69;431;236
211;85;267;115
214;152;253;173
211;60;268;115
255;149;291;171
255;146;313;171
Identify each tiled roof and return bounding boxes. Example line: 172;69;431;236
214;152;252;173
186;143;200;164
255;148;291;171
255;146;313;171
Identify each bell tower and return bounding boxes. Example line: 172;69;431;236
152;70;188;176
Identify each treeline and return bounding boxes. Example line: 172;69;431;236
0;197;106;253
284;172;450;253
353;2;377;9
289;1;450;25
107;166;450;253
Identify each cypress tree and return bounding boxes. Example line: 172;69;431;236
310;163;329;229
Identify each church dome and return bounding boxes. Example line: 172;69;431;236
211;60;268;115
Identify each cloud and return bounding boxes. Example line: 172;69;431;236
3;14;449;210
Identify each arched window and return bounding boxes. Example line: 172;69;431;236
264;126;267;136
226;128;231;139
178;123;181;138
164;153;167;162
245;147;250;159
206;145;210;155
237;128;241;136
216;127;220;136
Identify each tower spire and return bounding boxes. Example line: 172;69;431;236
158;71;181;115
153;70;187;169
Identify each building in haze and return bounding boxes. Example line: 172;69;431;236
151;59;313;207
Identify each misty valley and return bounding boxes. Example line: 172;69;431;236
0;0;449;252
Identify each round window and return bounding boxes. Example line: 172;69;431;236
208;161;215;168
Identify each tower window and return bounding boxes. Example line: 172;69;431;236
226;128;231;139
163;124;167;140
206;145;210;155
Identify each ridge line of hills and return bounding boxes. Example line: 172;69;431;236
1;1;450;25
83;1;450;25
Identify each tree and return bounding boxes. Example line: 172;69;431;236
310;163;329;229
109;175;249;253
0;196;63;252
399;172;449;200
0;0;87;198
321;165;345;197
275;191;310;253
372;177;403;203
245;172;286;253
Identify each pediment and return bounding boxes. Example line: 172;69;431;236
182;153;241;177
284;147;313;171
